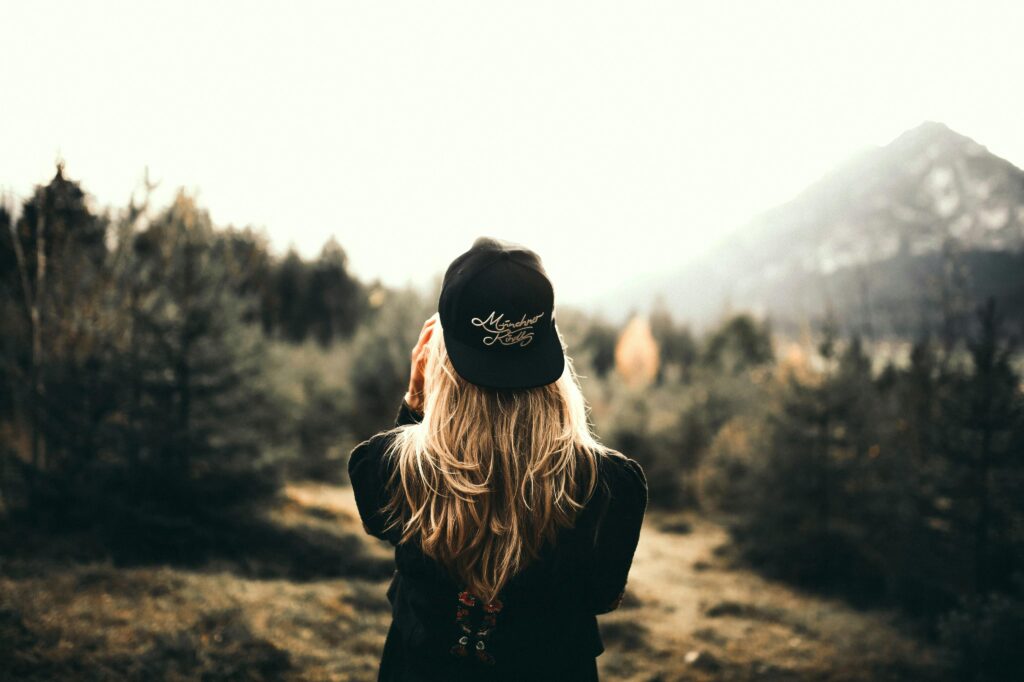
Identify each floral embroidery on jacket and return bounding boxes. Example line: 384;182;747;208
448;589;504;665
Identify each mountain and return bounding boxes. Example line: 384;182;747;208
613;122;1024;338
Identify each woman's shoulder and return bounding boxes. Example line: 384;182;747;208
581;445;648;513
350;428;398;455
594;446;647;489
572;445;648;533
347;427;404;480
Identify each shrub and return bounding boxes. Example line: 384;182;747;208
938;581;1024;682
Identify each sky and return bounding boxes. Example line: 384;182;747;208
3;1;1024;314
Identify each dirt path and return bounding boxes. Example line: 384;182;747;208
595;511;943;681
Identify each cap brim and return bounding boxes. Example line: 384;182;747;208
442;321;565;390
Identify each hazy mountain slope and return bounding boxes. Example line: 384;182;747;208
608;122;1024;336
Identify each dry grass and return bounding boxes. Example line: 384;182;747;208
1;485;945;681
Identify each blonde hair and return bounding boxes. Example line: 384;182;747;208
380;322;603;604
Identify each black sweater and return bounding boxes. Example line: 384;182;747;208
348;399;648;681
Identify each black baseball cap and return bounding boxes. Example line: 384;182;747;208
438;237;565;390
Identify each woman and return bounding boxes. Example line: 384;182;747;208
348;237;648;681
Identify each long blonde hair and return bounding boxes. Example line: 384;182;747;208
380;321;603;604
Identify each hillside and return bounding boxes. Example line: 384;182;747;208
613;122;1024;336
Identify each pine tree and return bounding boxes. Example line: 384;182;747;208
943;299;1023;595
0;164;111;485
127;191;283;502
272;249;309;342
306;238;365;346
735;322;887;596
703;314;773;374
649;298;697;384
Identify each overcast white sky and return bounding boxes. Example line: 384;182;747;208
3;1;1023;311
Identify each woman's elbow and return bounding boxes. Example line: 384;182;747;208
591;587;627;615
